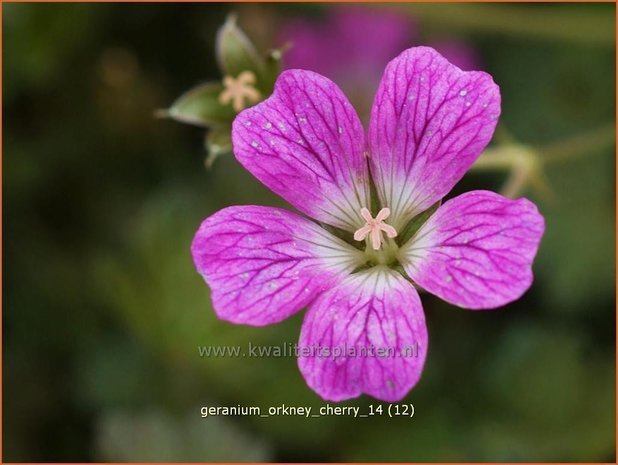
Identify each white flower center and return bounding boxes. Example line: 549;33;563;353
353;207;398;250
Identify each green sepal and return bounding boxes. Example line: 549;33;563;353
216;14;265;81
204;124;232;168
257;46;286;95
319;223;359;250
396;200;442;246
160;82;235;128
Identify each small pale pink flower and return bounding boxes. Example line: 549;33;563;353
192;47;545;402
219;71;261;112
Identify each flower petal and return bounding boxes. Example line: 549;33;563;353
368;46;501;230
298;267;428;401
192;206;363;326
280;7;414;88
232;70;371;232
399;190;545;309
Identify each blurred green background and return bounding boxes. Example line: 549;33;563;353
3;3;616;462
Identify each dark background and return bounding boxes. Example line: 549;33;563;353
3;3;616;462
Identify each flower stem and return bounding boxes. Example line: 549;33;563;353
540;123;615;165
392;3;614;45
470;122;615;199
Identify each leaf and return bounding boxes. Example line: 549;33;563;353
160;82;235;128
216;14;265;80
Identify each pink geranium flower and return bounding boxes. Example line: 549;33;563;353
192;47;545;402
279;7;481;95
280;7;413;92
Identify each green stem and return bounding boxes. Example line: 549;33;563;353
470;122;614;198
389;3;614;45
472;145;532;171
473;122;615;172
540;123;615;165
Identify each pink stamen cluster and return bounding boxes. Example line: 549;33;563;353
353;207;398;250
